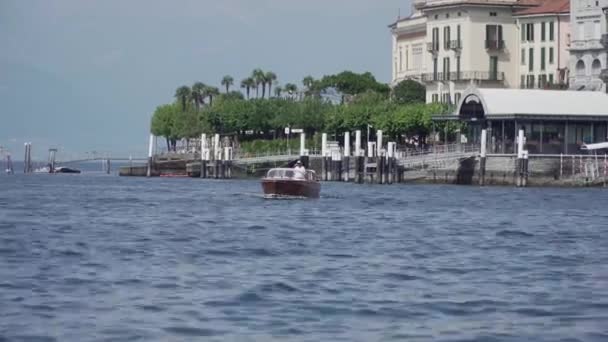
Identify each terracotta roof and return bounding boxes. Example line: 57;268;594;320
515;0;569;16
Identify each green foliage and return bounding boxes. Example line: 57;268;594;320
318;71;390;97
392;79;425;105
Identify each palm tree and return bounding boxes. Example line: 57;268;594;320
241;78;255;99
175;85;191;111
204;86;220;106
274;86;283;98
221;75;234;93
302;76;314;90
191;82;206;109
284;83;298;99
265;71;277;98
252;69;265;98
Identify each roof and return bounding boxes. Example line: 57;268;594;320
419;0;540;10
514;0;569;16
465;88;608;116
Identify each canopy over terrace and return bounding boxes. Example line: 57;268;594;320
432;87;608;154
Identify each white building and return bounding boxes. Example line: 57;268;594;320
569;0;608;91
389;9;427;85
514;0;571;89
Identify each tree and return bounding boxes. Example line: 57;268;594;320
284;83;298;99
274;86;283;98
151;103;177;150
318;71;390;101
221;75;234;93
252;69;265;98
204;86;220;107
392;79;425;104
303;76;314;90
191;82;206;109
241;78;255;99
174;86;191;111
265;71;277;97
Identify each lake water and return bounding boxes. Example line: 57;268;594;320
1;171;607;341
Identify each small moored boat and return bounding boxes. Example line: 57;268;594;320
261;168;320;198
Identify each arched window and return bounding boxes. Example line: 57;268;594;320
576;60;586;76
591;59;602;76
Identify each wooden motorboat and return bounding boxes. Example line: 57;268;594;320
261;168;321;198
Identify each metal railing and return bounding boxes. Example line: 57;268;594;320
422;71;504;82
426;42;439;53
485;39;505;50
448;40;462;50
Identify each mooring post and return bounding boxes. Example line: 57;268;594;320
200;133;207;178
147;134;154;177
321;133;328;181
106;159;111;174
560;153;563;179
343;132;350;182
523;150;529;187
23;143;28;174
387;142;394;185
604;153;607;187
214;134;220;179
516;129;524;187
479;129;487;186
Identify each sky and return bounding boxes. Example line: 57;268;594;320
0;0;412;160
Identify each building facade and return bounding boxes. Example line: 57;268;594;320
390;9;428;85
569;0;608;91
514;0;571;89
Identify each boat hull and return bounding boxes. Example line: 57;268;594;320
261;179;321;198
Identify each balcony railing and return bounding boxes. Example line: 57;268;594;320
601;34;608;48
485;40;505;50
426;42;439;53
422;71;505;82
448;40;462;50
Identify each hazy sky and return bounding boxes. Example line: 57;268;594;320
0;0;411;159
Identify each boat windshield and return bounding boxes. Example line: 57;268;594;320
266;168;315;180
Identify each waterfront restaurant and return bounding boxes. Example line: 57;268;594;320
433;87;608;154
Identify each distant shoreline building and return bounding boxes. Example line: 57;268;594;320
389;0;608;103
569;0;608;92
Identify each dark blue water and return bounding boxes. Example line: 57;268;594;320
1;172;608;342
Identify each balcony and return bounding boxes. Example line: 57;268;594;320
448;40;462;50
426;42;439;53
602;34;608;48
485;40;505;50
422;71;505;83
570;39;605;51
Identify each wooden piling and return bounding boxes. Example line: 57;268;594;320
479;129;487;186
516;129;524;187
147;134;154;177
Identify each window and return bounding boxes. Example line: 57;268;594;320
455;93;461;104
548;74;554;84
434;14;438;20
444;26;451;49
442;93;451;104
458;12;461;17
489;56;498;80
486;25;503;48
526;23;534;41
490;12;497;17
432;28;440;51
549;47;554;64
527;75;535;88
433;57;438;80
549;21;554;41
521;48;525;65
432;94;439;103
456;56;461;79
443;57;450;80
521;23;526;41
541;47;546;71
405;47;409;70
541;22;546;41
521;75;525;88
399;48;403;72
529;48;534;71
457;25;461;43
539;74;547;88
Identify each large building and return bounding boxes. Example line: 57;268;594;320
514;0;571;89
569;0;608;92
389;8;427;85
389;0;596;103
